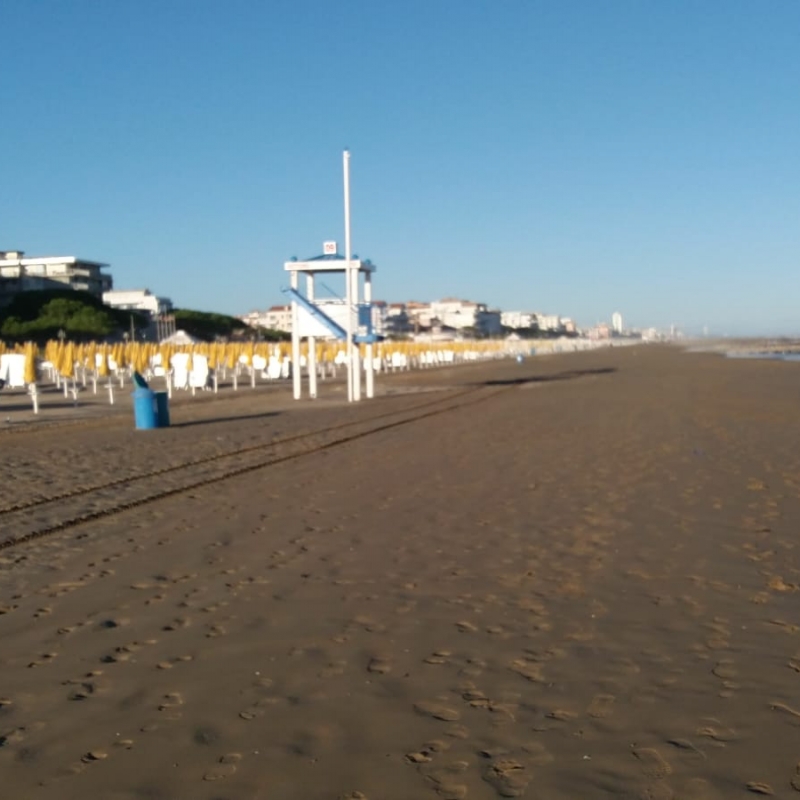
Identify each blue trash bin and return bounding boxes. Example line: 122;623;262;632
132;388;158;430
154;391;170;428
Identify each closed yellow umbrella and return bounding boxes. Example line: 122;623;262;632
24;342;38;384
84;342;97;372
60;341;76;379
110;343;122;371
207;343;218;370
132;343;148;373
97;345;110;377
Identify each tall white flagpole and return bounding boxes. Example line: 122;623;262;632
343;149;354;402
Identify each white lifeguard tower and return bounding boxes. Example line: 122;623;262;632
282;151;378;402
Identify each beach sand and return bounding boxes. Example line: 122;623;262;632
1;345;800;799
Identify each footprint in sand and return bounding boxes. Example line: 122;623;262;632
508;659;544;683
471;698;518;724
65;676;100;701
0;726;28;747
632;747;672;780
238;698;278;720
162;617;191;632
745;782;774;795
424;650;452;665
711;661;737;680
696;718;737;743
157;692;184;719
545;708;577;722
367;656;391;675
422;759;470;799
766;618;799;634
352;615;386;634
768;701;800;724
462;686;487;705
666;738;706;759
520;740;553;766
156;655;193;670
113;738;134;750
455;621;478;633
203;752;242;781
587;694;615;719
81;749;109;763
28;652;58;668
445;725;470;739
414;701;460;722
145;594;167;606
482;757;531;797
205;623;227;639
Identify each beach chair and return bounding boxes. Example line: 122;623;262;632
170;353;190;390
0;353;26;389
266;356;282;380
0;353;39;414
189;354;209;391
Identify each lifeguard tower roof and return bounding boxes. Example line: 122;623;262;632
284;252;376;273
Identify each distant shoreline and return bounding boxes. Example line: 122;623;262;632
686;338;800;360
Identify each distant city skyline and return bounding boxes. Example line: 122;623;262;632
2;1;798;337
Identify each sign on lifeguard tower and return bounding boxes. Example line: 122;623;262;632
282;151;377;404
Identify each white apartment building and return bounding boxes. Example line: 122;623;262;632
501;311;536;329
0;249;112;304
405;301;436;329
239;305;293;333
612;311;623;334
536;314;564;332
428;298;503;336
103;288;172;316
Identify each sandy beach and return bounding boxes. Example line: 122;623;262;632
1;344;800;800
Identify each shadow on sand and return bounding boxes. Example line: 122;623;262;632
171;411;281;429
1;399;83;414
479;366;617;386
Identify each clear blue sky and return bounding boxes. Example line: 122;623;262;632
2;0;798;335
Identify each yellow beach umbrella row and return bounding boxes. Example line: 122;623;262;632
5;337;514;383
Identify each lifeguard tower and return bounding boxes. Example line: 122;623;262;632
283;245;377;402
282;150;377;403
